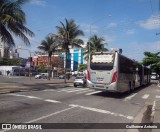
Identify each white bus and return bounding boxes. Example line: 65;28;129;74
87;49;150;93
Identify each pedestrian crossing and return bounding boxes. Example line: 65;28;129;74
44;87;102;95
41;87;160;102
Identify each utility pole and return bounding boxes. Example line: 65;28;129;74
156;0;160;35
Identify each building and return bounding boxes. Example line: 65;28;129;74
62;48;85;71
0;43;19;59
32;54;63;68
32;48;86;72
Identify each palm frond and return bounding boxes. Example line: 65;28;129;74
0;0;34;47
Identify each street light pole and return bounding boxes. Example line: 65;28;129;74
16;47;32;80
89;15;112;56
29;51;31;80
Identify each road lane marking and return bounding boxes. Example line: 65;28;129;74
85;91;102;95
151;101;156;118
69;104;133;120
76;89;94;94
26;96;42;99
43;89;55;92
9;93;29;97
142;94;149;99
8;94;42;100
25;106;77;123
45;99;61;103
8;93;61;103
66;88;89;93
124;93;137;101
156;90;160;92
59;88;83;91
155;95;160;98
57;88;77;92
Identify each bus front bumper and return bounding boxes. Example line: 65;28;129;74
87;80;117;92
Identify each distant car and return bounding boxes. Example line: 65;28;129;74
35;73;48;79
151;73;159;80
58;74;65;79
73;76;87;87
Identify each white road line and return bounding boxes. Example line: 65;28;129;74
58;88;75;92
58;88;86;92
124;93;137;101
44;99;61;103
26;96;42;99
142;94;149;99
151;101;156;118
43;89;55;92
8;94;42;100
69;104;133;120
9;93;28;97
85;91;102;95
76;89;94;94
66;88;89;93
8;94;62;103
155;95;160;98
25;106;76;123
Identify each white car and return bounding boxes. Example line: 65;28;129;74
73;76;87;87
151;73;159;80
35;73;48;79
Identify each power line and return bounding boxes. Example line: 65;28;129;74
149;0;154;14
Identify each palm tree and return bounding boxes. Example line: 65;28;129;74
0;0;34;47
56;18;84;83
38;34;59;80
142;51;160;75
84;34;108;60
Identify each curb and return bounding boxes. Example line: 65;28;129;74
152;100;160;132
0;83;73;94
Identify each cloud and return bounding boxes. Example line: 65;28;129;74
123;40;160;61
106;22;117;29
126;29;135;35
137;15;160;30
103;35;114;43
80;24;98;34
30;0;47;6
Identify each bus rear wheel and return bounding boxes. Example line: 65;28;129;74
128;82;132;93
132;82;135;91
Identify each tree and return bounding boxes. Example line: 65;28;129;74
0;58;20;65
78;64;87;71
84;34;108;60
36;64;47;73
56;18;84;83
38;34;59;80
142;51;160;75
0;0;34;47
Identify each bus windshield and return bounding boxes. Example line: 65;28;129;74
90;53;115;70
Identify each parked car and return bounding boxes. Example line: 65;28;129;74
58;74;65;79
73;76;87;87
35;73;48;79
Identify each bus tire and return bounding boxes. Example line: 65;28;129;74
128;82;132;93
132;81;135;91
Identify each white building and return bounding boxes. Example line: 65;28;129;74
0;43;19;59
0;66;22;76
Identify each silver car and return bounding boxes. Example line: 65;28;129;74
73;76;87;87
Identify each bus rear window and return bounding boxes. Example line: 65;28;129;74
90;53;115;70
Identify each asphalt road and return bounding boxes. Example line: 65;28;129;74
0;77;160;132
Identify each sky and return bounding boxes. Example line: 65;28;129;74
16;0;160;62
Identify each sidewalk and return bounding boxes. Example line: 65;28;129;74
152;99;160;132
0;76;74;94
